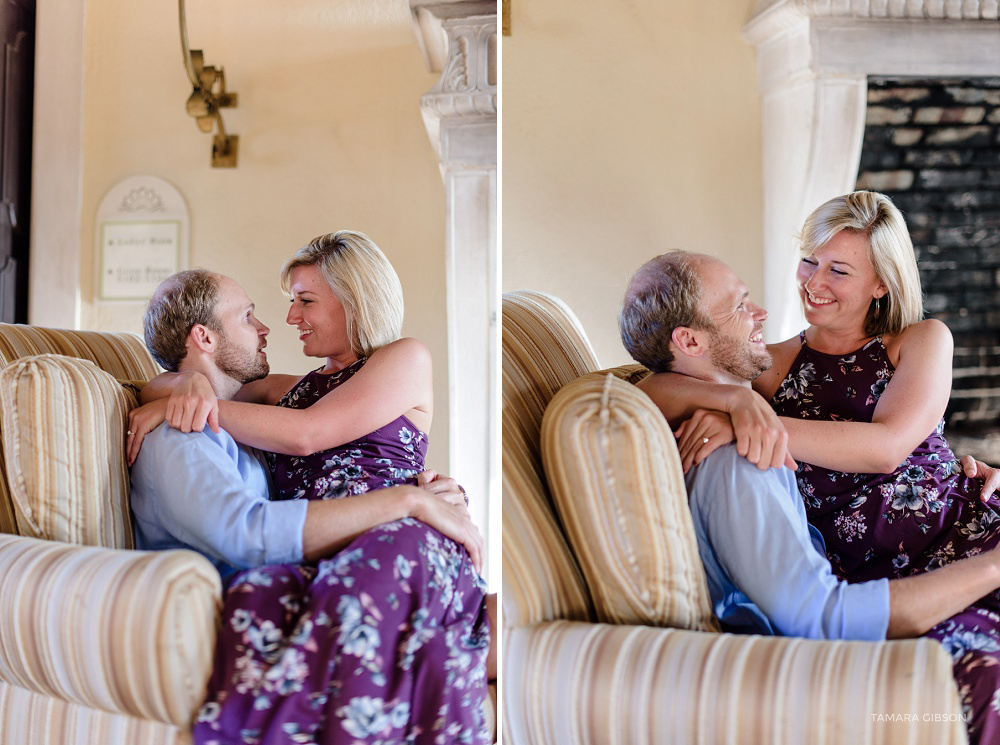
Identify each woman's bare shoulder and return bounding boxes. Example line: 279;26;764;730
235;374;303;405
368;337;432;367
753;336;801;398
883;318;953;365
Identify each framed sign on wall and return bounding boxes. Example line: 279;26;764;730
95;176;190;303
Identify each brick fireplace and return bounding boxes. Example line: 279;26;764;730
858;77;1000;446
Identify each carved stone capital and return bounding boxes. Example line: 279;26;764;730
750;0;999;21
421;16;497;128
412;2;496;165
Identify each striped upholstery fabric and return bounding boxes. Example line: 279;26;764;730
502;290;966;745
542;372;718;631
0;323;159;379
0;533;220;726
505;621;966;745
502;291;599;630
0;323;159;537
0;355;136;548
0;683;185;745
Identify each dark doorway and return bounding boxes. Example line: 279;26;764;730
0;0;34;323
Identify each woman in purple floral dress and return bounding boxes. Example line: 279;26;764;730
140;231;492;744
663;193;1000;744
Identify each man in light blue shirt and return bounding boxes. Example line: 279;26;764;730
685;445;887;639
129;269;479;581
619;250;1000;641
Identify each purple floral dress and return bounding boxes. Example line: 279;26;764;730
772;333;1000;744
195;359;490;745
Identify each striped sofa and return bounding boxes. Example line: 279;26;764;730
0;323;499;744
0;324;221;745
501;290;967;745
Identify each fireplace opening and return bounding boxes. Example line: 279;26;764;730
857;76;1000;462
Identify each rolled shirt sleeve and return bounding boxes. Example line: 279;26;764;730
130;423;308;576
686;445;889;641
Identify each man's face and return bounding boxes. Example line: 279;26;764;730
696;258;772;382
212;276;270;384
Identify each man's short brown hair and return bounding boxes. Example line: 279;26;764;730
143;269;221;372
619;251;712;373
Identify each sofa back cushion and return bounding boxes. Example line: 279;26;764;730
542;371;718;631
0;354;136;548
0;324;158;536
502;291;599;629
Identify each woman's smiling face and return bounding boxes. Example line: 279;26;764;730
797;230;887;333
285;264;356;366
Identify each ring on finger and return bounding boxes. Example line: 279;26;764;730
702;437;710;444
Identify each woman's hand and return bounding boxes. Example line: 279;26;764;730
675;409;736;473
127;398;169;466
416;470;468;507
411;490;484;573
165;372;219;434
726;387;796;471
960;455;1000;503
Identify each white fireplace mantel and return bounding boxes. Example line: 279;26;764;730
743;0;1000;340
409;0;498;582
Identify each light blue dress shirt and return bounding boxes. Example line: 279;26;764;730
685;445;890;640
130;423;309;580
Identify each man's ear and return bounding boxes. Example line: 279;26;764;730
670;326;707;359
187;323;218;354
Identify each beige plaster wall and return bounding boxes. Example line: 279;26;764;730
502;0;764;367
75;1;453;468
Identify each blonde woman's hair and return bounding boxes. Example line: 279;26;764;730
281;230;404;357
799;191;923;336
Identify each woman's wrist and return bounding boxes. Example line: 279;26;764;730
724;385;753;414
397;485;425;520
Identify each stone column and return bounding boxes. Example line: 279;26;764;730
410;0;497;580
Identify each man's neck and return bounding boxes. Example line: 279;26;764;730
176;358;242;401
669;359;752;388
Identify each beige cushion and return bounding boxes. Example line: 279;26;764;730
0;533;220;727
542;372;718;631
502;291;600;629
0;324;158;537
0;354;136;548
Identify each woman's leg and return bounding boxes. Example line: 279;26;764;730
317;517;490;744
925;602;1000;745
194;563;319;744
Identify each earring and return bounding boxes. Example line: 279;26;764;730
873;296;882;320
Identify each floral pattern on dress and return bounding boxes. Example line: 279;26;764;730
771;332;1000;745
196;519;490;745
267;360;428;501
195;358;488;744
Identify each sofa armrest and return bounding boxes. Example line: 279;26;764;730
0;533;221;727
504;621;966;745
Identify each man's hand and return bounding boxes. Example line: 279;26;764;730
960;455;1000;503
165;372;219;434
725;387;797;471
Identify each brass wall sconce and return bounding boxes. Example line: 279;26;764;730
179;0;238;167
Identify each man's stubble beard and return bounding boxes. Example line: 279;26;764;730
707;324;772;382
216;333;269;385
